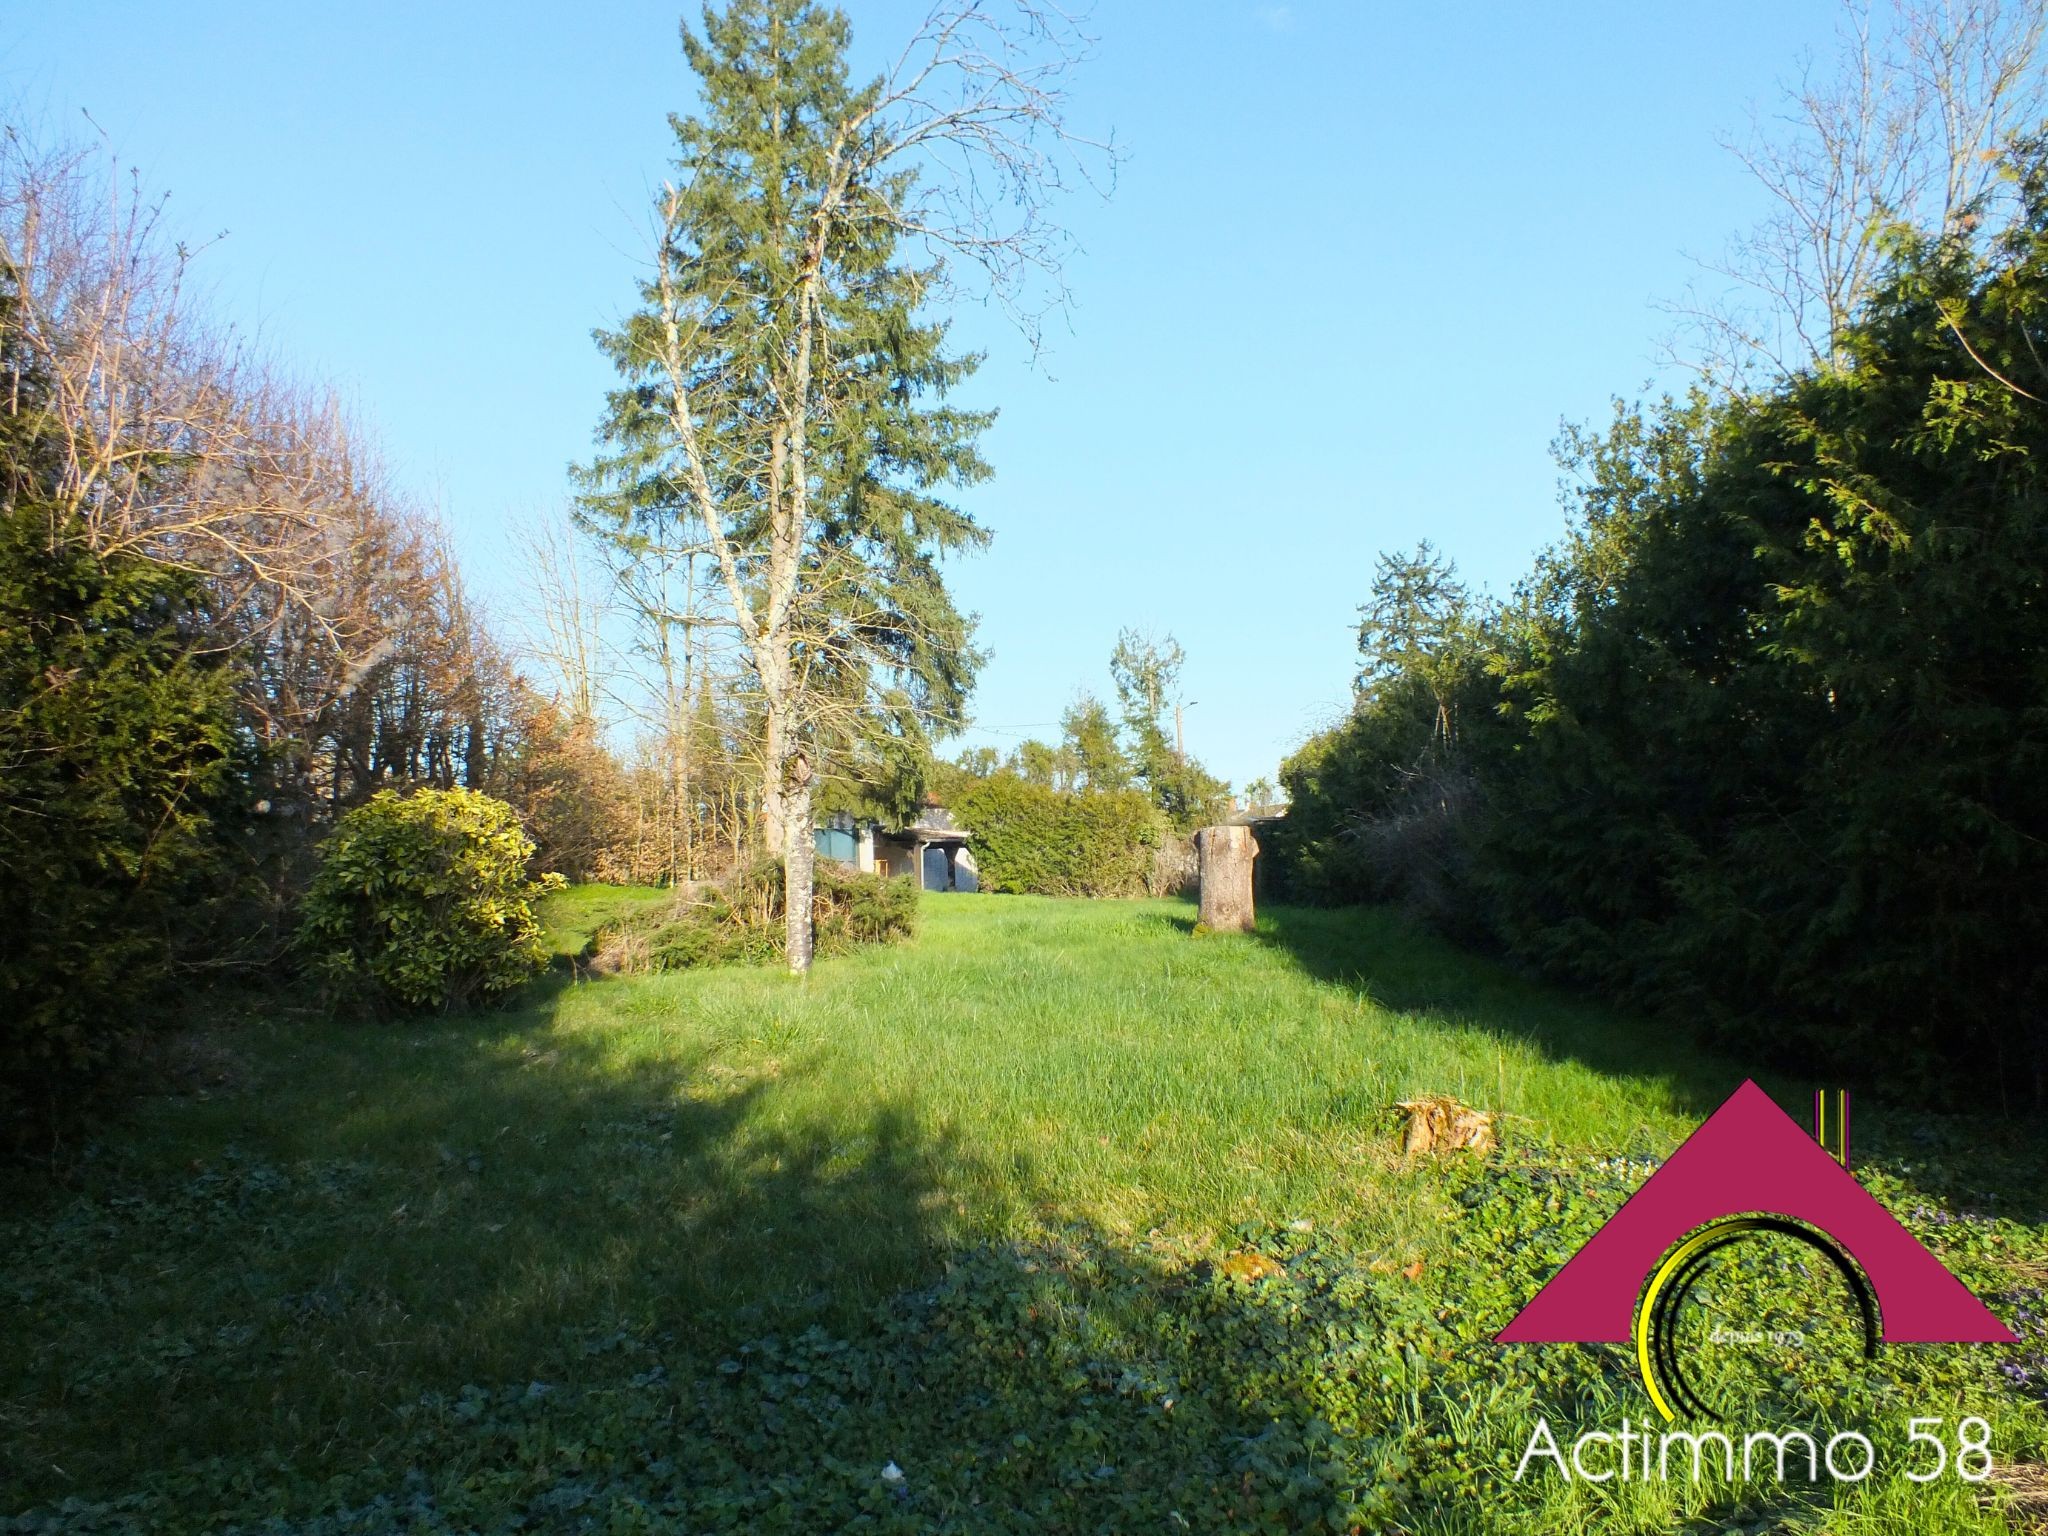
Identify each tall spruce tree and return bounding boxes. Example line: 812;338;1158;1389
584;0;1097;970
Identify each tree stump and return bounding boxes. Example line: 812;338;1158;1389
1196;825;1258;934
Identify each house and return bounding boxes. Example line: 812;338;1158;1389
815;804;978;892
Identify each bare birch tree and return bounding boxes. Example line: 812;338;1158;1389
511;505;614;724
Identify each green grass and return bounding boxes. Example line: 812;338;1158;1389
532;880;668;959
3;894;2043;1532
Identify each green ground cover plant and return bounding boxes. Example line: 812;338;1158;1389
3;897;2041;1532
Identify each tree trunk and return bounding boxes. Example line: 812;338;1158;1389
783;768;815;974
1196;825;1258;934
760;685;788;859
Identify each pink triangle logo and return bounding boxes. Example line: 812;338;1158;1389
1497;1081;2015;1347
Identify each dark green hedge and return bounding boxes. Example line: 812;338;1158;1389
1;508;244;1143
950;774;1161;897
1276;163;2048;1101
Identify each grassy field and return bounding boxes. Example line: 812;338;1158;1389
3;894;2043;1532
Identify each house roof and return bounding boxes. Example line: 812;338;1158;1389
1496;1080;2016;1345
899;821;969;843
1228;806;1287;826
890;804;968;841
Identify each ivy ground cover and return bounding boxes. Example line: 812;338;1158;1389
4;896;2042;1532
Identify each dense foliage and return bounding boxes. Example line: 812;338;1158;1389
1276;154;2048;1101
578;0;1006;972
0;509;245;1140
947;772;1162;897
1;264;249;1142
299;789;561;1012
5;135;653;1087
1267;541;1491;931
591;860;917;972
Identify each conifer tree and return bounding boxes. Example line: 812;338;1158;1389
583;0;1100;970
2;264;245;1131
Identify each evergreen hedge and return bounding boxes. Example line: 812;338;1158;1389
0;509;244;1141
1276;160;2048;1102
950;774;1162;897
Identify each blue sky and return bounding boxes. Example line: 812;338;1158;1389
3;1;1839;790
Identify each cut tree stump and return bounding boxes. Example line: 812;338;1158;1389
1394;1096;1496;1157
1195;824;1257;934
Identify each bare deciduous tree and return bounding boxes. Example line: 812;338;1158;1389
4;127;524;832
3;133;350;625
511;505;614;725
1666;0;2048;385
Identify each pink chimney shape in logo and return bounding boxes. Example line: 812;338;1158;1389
1496;1080;2016;1345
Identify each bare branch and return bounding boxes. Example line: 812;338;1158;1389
1662;0;2048;388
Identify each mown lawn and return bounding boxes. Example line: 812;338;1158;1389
3;894;2043;1533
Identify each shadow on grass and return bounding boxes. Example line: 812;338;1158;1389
6;1193;1896;1534
1239;902;1742;1121
0;976;1030;1508
7;946;2039;1527
1236;904;2048;1210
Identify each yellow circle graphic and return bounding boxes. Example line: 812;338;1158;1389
1633;1215;1879;1422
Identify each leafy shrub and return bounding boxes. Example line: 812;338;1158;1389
593;859;917;973
950;772;1162;896
0;508;245;1143
299;788;562;1012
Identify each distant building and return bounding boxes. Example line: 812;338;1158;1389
1230;802;1288;826
814;804;977;892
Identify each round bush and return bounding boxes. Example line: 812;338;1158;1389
300;787;562;1012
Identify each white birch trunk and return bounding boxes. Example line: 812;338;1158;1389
782;767;816;975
